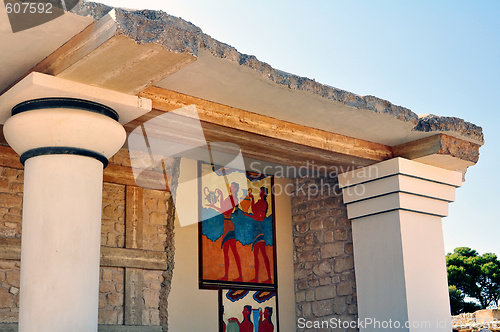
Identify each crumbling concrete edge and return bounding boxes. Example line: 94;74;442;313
415;114;484;145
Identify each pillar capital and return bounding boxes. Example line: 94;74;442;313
4;97;125;168
339;157;462;219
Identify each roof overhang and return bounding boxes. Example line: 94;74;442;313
0;1;483;176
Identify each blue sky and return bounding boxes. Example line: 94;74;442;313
99;0;500;255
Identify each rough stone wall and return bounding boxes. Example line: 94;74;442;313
0;167;23;322
142;189;170;252
452;309;500;331
291;176;358;331
0;167;23;239
99;267;125;324
143;270;163;325
101;183;126;248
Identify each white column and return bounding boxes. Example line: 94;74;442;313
338;157;462;331
3;98;125;332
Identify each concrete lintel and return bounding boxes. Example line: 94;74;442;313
0;72;151;125
393;134;481;174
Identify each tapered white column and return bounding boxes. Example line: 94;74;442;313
3;98;126;332
339;158;462;331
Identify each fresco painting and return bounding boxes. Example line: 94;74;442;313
221;289;278;332
199;162;276;289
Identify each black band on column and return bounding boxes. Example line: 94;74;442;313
12;98;119;122
20;147;109;168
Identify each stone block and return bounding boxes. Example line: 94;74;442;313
149;212;166;225
335;257;354;273
296;222;309;234
337;281;353;296
143;289;159;308
302;302;312;318
333;297;347;314
321;242;344;259
306;289;315;302
324;231;334;243
102;268;113;282
334;229;347;240
319;277;331;286
296;291;306;303
312;300;333;317
100;283;116;293
98;309;119;324
305;233;314;245
0;287;14;308
5;270;19;288
0;194;22;209
316;285;336;300
313;261;332;276
107;292;123;307
310;218;324;230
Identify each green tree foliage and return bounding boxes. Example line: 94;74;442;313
446;247;500;314
448;285;480;315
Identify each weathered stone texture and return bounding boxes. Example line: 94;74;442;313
101;183;126;248
99;267;124;325
142;270;163;325
142;189;170;252
415;114;484;145
292;176;358;332
0;167;23;239
0;260;20;322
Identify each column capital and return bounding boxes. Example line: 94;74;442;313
4;97;126;168
338;157;462;219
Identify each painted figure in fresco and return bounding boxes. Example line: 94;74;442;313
258;307;274;332
239;305;254;332
207;182;243;281
245;187;272;283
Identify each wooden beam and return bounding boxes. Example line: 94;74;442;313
100;247;167;270
0;238;167;270
136;87;394;167
124;268;144;325
126;186;144;249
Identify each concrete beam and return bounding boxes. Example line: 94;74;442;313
4;8;196;96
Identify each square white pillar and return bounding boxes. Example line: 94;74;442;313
339;157;462;331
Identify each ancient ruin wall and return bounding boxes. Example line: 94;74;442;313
291;176;358;331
